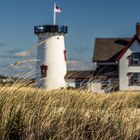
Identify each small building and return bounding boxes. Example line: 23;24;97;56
92;23;140;92
65;71;94;89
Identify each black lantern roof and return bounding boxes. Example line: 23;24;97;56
34;25;68;34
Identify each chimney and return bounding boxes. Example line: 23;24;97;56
136;23;140;39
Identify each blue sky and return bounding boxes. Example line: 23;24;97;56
0;0;140;76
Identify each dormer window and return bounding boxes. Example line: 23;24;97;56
129;53;140;66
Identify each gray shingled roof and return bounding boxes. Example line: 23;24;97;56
93;38;132;62
65;71;94;79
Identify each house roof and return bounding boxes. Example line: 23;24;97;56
65;71;94;79
116;35;140;61
93;38;132;62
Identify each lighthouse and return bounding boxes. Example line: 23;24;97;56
34;3;68;89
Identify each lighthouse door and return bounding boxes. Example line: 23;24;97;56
40;65;48;78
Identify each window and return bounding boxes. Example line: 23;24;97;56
64;50;67;61
101;80;109;90
40;65;48;78
129;53;140;66
129;73;140;86
75;79;88;88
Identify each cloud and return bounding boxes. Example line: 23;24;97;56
12;62;35;70
14;51;30;57
0;62;36;78
67;60;95;71
4;49;31;58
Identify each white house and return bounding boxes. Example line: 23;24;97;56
92;23;140;92
66;23;140;93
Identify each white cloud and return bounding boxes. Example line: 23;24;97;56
14;51;30;57
7;63;36;78
67;60;95;71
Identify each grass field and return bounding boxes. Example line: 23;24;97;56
0;84;140;140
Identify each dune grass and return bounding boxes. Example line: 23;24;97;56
0;84;140;140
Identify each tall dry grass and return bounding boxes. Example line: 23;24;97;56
0;83;140;140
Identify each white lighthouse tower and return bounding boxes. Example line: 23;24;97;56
34;4;68;89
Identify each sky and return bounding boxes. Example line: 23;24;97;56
0;0;140;76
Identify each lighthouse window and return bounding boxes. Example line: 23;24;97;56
40;65;48;78
64;50;67;61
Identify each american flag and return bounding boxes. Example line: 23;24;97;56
55;6;61;13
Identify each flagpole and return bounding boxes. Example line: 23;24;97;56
53;2;56;25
